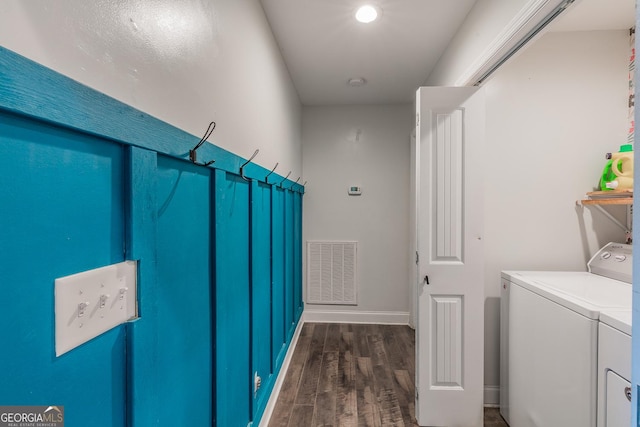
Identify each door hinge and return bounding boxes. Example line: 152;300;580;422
415;251;419;265
416;113;420;127
415;386;419;400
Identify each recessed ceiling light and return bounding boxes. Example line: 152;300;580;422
355;5;379;23
347;77;367;87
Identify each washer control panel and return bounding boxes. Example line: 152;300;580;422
588;242;632;283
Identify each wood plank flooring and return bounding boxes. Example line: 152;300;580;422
269;323;508;427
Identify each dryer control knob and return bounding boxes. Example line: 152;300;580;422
601;252;611;259
615;255;627;262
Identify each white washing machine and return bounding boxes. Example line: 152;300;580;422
500;243;632;427
597;309;631;427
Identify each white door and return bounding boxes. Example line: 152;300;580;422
409;130;418;329
415;86;485;426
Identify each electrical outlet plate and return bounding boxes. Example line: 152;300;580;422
55;261;138;356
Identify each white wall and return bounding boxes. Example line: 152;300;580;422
302;104;413;321
426;0;566;86
0;0;302;177
482;29;629;391
7;0;629;396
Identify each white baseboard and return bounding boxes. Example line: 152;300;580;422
258;319;304;427
484;385;500;407
302;309;410;325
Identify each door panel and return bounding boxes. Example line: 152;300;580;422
416;87;485;426
431;296;463;387
433;109;463;262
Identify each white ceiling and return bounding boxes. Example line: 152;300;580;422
260;0;476;105
260;0;636;106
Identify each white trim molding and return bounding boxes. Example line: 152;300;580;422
455;0;568;86
302;309;410;325
258;320;305;427
484;385;500;407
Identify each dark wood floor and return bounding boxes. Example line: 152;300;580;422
268;322;508;427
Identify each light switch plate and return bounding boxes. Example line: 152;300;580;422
55;261;137;356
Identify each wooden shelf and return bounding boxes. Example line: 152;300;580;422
581;198;633;205
581;190;633;205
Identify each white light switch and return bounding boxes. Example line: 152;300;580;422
55;261;138;356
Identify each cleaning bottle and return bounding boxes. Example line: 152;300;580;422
600;144;634;191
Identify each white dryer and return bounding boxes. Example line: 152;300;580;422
597;309;631;427
500;243;632;427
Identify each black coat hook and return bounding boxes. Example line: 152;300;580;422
189;121;216;167
265;163;279;183
240;149;259;182
290;177;300;190
279;171;291;188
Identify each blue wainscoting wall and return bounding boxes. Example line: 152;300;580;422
271;187;288;370
155;156;213;425
0;46;304;427
0;110;127;427
214;170;252;426
251;181;274;418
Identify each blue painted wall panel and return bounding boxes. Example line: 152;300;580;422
214;170;251;427
293;192;304;321
0;47;304;193
271;187;287;368
251;181;273;420
0;111;126;426
154;155;213;425
284;190;296;340
0;48;305;427
124;146;162;427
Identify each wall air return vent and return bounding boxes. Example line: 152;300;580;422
307;241;357;305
